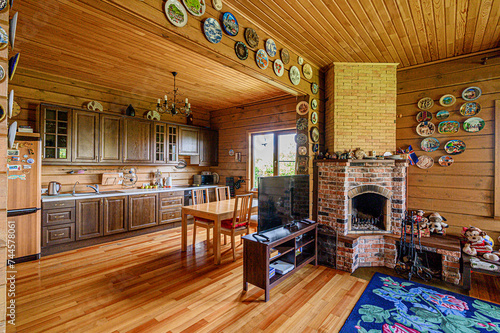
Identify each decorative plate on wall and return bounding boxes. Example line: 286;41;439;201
289;66;301;85
303;63;313;80
416;110;432;122
420;137;440;152
298;146;307;156
311;111;318;124
436;110;450;120
462;86;482;101
244;28;259;48
234;41;248;60
203;18;222;44
9;11;17;49
416;155;434;169
296;117;308;130
416;122;435;137
255;49;269;69
310;126;319;142
212;0;222;11
459;102;481;116
438;155;454;167
222;12;238;36
0;104;5;123
296;101;309;115
439;94;456;107
265;39;277;57
0;64;5;82
417;97;434;110
281;48;290;64
297;56;304;65
182;0;206;16
312;143;319;152
0;25;8;50
311;82;319;94
11;101;20;118
295;133;307;145
273;59;284;77
8;89;13;118
0;0;7;11
8;52;19;81
444;140;466;155
311;98;318;110
463;117;485;133
438;120;460;134
229;149;234;156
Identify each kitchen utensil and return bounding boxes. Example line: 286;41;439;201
48;181;62;196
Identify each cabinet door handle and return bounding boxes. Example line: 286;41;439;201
53;233;65;237
54;203;65;207
52;215;66;219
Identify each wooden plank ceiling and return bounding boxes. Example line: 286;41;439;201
224;0;500;68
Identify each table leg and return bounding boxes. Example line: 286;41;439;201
181;210;187;252
214;215;221;265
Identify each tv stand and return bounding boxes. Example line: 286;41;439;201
242;221;317;301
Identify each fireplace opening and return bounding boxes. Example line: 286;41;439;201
349;193;389;232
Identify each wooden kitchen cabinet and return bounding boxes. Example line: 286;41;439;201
100;114;123;163
179;127;199;155
129;194;157;230
40;105;72;163
158;191;183;225
123;118;153;163
103;196;128;235
154;123;167;164
199;129;218;166
72;110;99;163
167;124;178;164
76;198;103;240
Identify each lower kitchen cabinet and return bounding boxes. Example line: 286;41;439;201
76;198;104;240
129;194;157;230
103;196;128;235
43;223;76;247
158;191;183;225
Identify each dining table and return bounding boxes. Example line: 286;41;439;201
181;198;258;264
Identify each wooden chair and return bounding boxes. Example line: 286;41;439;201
192;189;214;252
216;186;231;201
220;193;253;261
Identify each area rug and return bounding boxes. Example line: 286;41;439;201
340;272;500;333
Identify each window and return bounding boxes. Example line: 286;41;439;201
251;130;296;188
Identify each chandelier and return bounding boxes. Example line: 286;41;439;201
156;72;192;117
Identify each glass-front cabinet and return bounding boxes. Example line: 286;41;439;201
41;105;71;162
167;125;178;164
155;123;166;163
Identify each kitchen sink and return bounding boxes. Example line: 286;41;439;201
72;191;124;196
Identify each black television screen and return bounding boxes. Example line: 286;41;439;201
258;175;309;233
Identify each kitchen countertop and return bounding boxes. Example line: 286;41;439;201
41;185;219;202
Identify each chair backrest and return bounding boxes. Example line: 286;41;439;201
216;186;231;201
229;193;253;229
192;188;209;205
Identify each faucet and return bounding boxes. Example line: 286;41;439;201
87;184;99;194
72;181;80;195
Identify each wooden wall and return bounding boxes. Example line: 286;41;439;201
10;68;210;193
397;50;500;238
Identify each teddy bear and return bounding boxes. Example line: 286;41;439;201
426;212;448;235
462;226;500;261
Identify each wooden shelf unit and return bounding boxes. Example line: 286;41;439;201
243;221;318;301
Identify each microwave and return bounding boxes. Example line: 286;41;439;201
193;175;215;186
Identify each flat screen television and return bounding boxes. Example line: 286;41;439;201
258;175;309;234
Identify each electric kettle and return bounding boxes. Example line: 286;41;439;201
48;181;62;196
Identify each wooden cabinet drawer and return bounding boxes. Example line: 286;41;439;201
159;191;184;198
42;208;76;226
159;197;183;209
159;209;181;224
43;200;75;210
42;223;75;247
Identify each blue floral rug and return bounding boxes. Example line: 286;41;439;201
340;272;500;333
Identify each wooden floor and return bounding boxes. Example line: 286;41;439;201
8;227;367;333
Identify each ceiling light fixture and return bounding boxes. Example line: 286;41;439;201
156;72;192;117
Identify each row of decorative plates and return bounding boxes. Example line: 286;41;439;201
417;155;454;169
416;118;485;136
420;138;466;155
416;101;481;122
417;86;481;110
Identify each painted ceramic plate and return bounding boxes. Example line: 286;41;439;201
281;48;290;64
0;104;4;123
311;82;319;94
298;146;307;156
244;28;259;48
463;117;485;133
416;122;435;137
9;52;19;81
222;12;238;36
228;149;234;156
444;140;466;155
289;66;301;85
310;127;319;143
303;63;313;80
212;0;222;10
9;11;17;49
439;155;454;167
417;97;434;110
0;25;8;50
296;117;308;130
420;137;440;152
312;143;319;153
460;102;481;116
0;0;6;11
164;0;188;27
462;86;482;101
296;101;309;115
439;94;456;107
438;120;460;134
273;59;284;77
295;133;307;145
311;98;318;110
255;49;269;69
416;155;434;169
203;18;222;44
416;110;432;122
436;110;450;120
234;41;248;60
8;89;13;118
12;101;20;118
311;111;318;125
8;121;16;148
0;64;5;82
182;0;206;16
265;39;277;57
298;56;304;65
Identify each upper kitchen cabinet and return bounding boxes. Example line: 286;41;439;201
154;123;167;164
179;127;199;156
72;110;99;163
99;114;123;163
123;118;153;163
199;129;218;167
167;125;178;164
40;105;72;163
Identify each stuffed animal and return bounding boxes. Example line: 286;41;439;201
462;226;500;261
426;212;448;235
